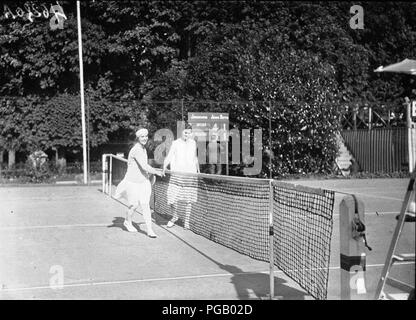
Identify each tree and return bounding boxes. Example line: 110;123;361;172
0;95;37;167
1;1;414;175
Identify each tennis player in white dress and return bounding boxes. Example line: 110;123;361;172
115;128;164;238
162;123;200;229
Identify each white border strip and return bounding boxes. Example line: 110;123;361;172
0;223;111;231
1;262;414;293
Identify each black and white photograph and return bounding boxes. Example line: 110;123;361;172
0;0;415;309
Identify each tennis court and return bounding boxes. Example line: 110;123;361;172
0;177;414;300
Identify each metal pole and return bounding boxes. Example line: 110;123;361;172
102;154;107;194
368;106;372;131
86;95;91;185
406;98;414;173
269;101;272;179
182;99;184;122
268;101;274;299
77;1;88;184
268;179;275;299
226;141;229;175
353;108;357;131
109;155;113;196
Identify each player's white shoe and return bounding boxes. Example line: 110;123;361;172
123;220;137;232
147;232;157;238
167;217;179;228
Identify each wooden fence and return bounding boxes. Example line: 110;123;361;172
341;127;408;173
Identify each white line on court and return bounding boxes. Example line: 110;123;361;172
362;211;400;215
332;211;400;216
0;210;403;229
0;271;271;292
0;196;99;202
335;192;403;201
334;186;405;191
0;223;111;231
1;262;413;293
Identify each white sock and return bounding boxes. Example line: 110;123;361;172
142;205;155;234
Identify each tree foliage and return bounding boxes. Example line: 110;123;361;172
1;1;415;176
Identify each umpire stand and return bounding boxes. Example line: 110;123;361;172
340;195;372;299
374;177;415;300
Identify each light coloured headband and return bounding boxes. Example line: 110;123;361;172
135;128;148;137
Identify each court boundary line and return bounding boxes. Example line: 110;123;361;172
0;209;404;231
338;192;403;201
1;262;413;293
0;223;113;231
1;196;100;201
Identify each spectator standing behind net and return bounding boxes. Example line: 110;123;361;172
162;123;200;229
114;128;164;238
207;132;224;175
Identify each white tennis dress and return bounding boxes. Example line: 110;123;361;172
164;138;199;205
115;143;154;206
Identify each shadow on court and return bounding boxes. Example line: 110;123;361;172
160;221;307;300
108;214;305;300
107;215;171;236
216;264;307;300
107;217;147;237
0;178;413;300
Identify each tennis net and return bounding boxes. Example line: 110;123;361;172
103;154;335;300
272;181;334;300
153;171;271;262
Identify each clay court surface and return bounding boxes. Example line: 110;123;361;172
0;178;414;300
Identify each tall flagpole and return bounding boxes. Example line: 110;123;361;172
77;1;88;184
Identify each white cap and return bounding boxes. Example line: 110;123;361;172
135;128;148;137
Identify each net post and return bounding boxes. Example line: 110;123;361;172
268;101;274;300
109;155;113;197
102;154;107;194
267;179;276;300
152;173;156;213
264;179;281;300
339;195;368;300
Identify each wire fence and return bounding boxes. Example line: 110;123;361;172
1;96;412;178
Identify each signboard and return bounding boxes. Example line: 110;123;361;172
188;112;229;141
